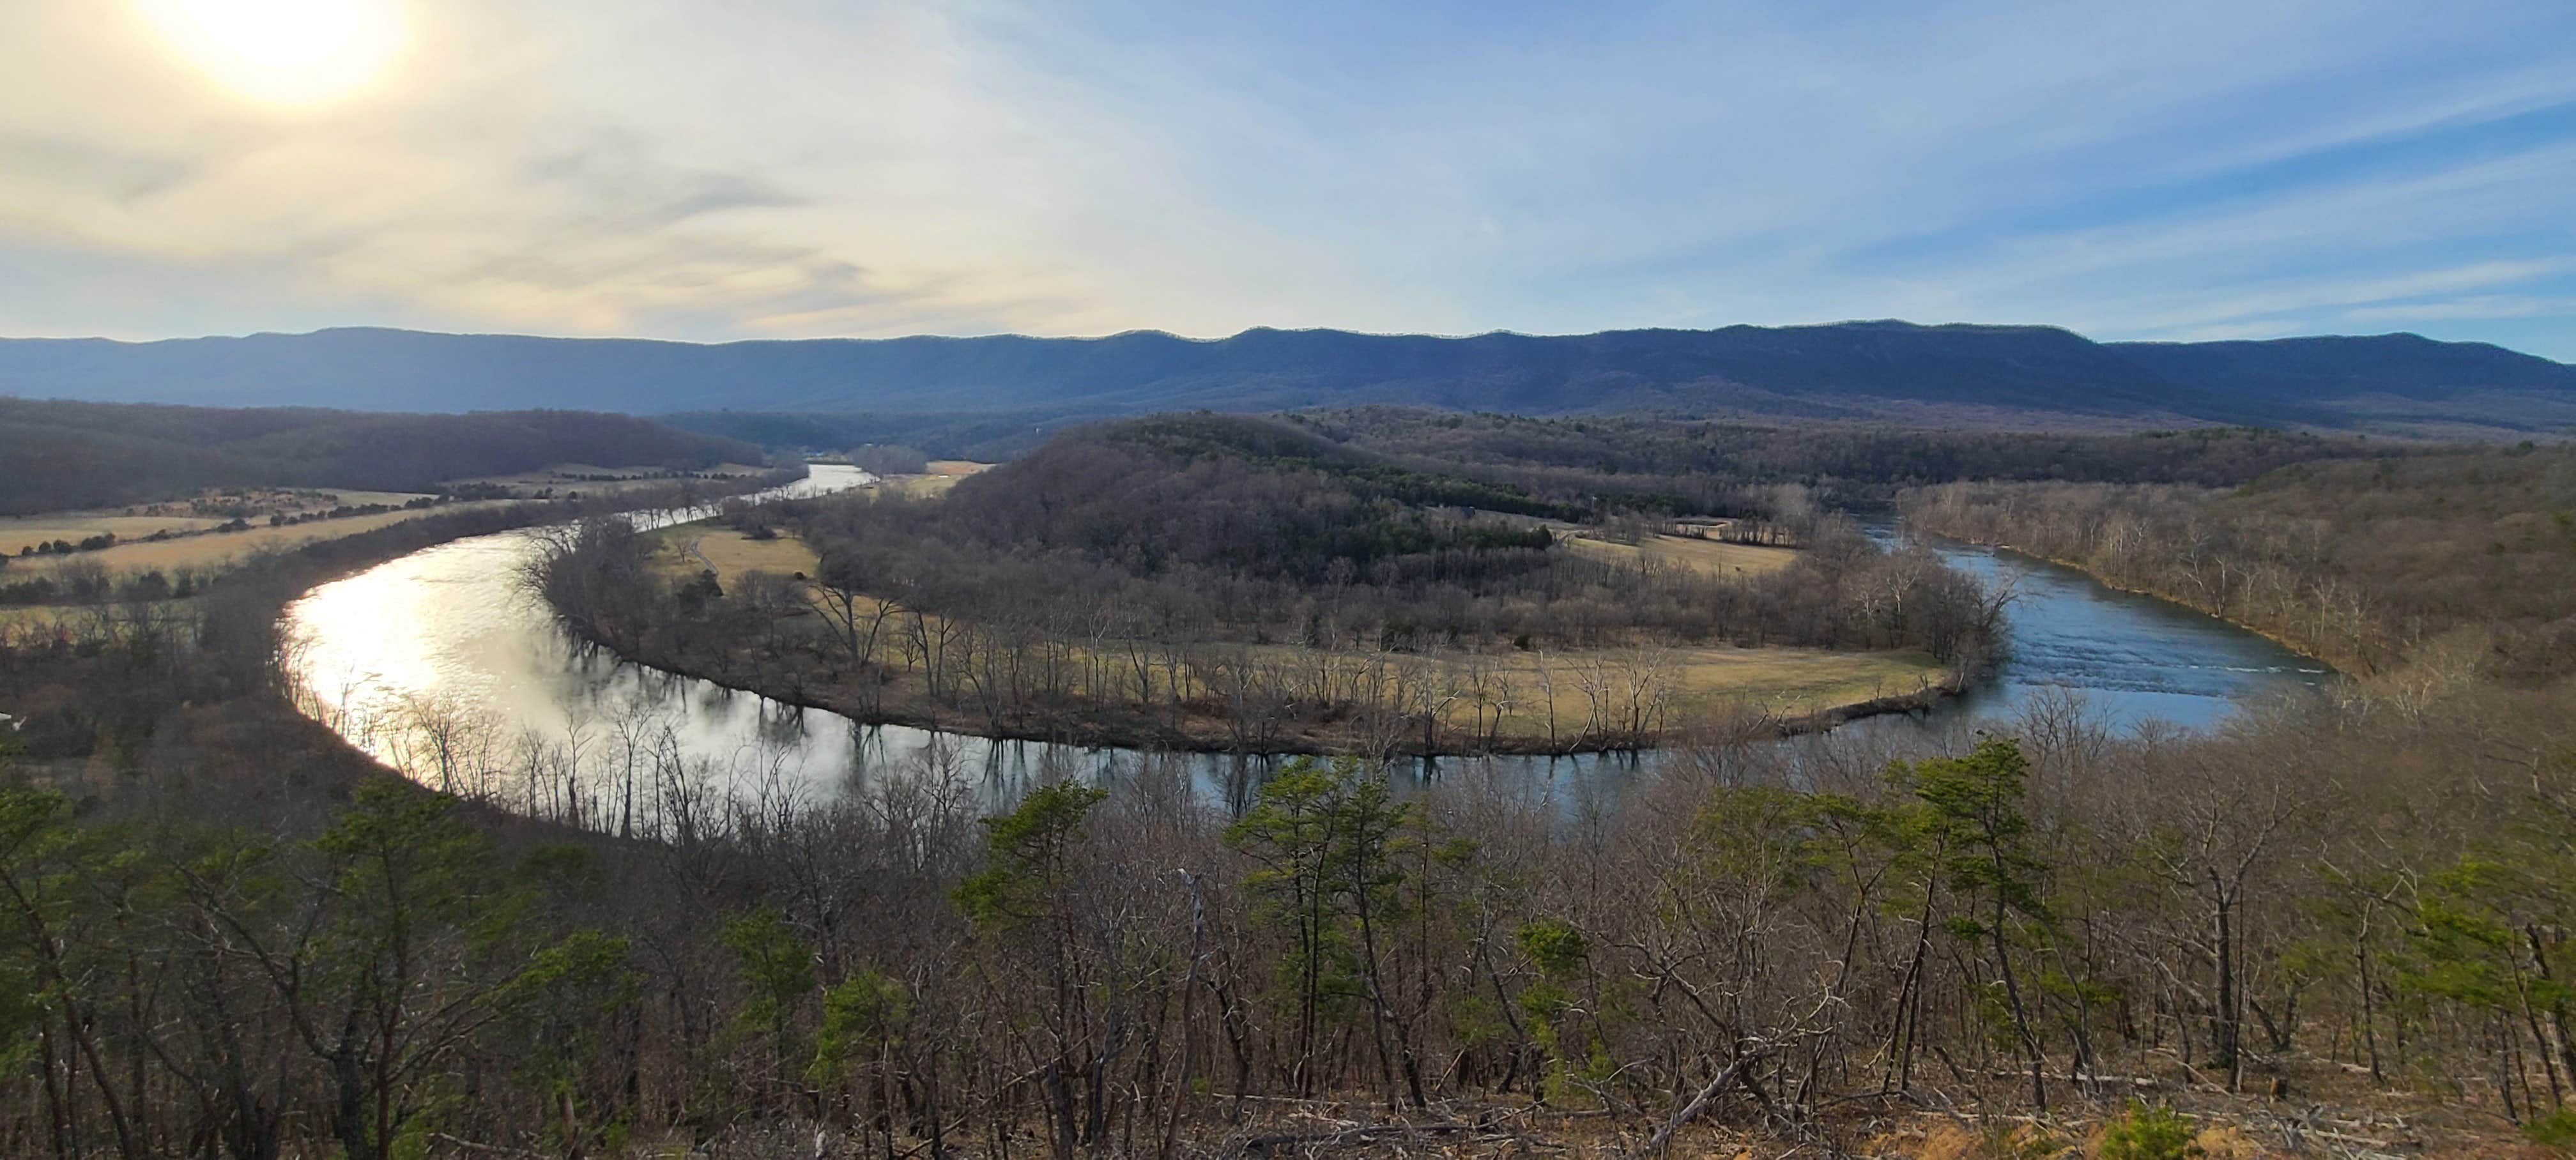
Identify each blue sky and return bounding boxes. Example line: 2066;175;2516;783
2;0;2572;358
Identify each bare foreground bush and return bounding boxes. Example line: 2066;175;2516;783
7;593;2576;1158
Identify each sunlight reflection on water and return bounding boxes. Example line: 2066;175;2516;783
283;482;2333;823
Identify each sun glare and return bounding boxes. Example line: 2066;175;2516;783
137;0;404;105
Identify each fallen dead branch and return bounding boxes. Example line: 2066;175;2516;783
1640;1051;1767;1156
1242;1120;1483;1155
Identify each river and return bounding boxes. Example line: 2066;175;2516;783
283;466;2333;820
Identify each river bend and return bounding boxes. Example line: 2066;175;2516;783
284;468;2332;816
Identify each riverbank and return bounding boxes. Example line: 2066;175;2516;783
1904;528;2349;677
532;515;1981;758
0;486;727;815
552;606;1974;759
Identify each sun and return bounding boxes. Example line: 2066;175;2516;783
137;0;405;105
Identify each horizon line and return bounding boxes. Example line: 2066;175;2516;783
0;319;2554;362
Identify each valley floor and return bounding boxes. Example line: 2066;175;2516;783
636;525;1958;756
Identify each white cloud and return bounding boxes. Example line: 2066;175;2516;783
0;0;2570;358
2342;294;2576;323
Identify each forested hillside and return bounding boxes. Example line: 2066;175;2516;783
535;414;2003;753
0;398;763;515
743;415;1993;666
9;319;2572;432
1291;408;2414;515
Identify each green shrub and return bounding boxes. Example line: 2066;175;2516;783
2527;1105;2576;1157
2098;1101;2200;1160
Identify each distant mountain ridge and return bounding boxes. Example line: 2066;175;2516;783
1;321;2569;433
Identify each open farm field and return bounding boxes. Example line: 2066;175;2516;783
3;484;445;564
882;476;960;498
1563;532;1801;577
1;513;229;552
9;503;505;576
1220;637;1945;739
0;604;66;631
878;461;992;498
649;526;821;582
1516;642;1936;726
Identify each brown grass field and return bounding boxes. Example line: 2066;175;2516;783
873;461;992;499
1562;532;1802;577
881;477;958;499
1245;639;1945;733
7;504;506;577
0;491;443;556
0;605;67;631
0;514;231;553
651;526;822;582
3;462;763;579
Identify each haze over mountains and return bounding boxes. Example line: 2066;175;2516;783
3;320;2571;437
0;397;763;515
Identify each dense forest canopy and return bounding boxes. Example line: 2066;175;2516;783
0;398;765;515
970;414;1591;560
823;414;1580;590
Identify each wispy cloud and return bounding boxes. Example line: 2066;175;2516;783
0;0;2570;358
2342;294;2576;324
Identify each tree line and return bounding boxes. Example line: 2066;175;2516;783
1901;443;2576;682
1285;408;2418;519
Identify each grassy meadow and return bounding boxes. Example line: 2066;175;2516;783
6;505;502;577
0;488;447;549
878;461;991;498
3;461;774;583
1;514;230;553
652;526;822;582
1560;531;1802;577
